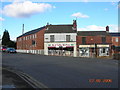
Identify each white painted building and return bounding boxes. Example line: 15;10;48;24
44;20;77;57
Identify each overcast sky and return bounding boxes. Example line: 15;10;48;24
0;0;119;40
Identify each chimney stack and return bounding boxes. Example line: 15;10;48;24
73;20;77;28
106;26;109;33
47;22;49;25
46;22;49;30
73;20;77;31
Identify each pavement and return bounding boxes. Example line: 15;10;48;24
2;68;33;89
2;53;119;88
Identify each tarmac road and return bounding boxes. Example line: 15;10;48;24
2;53;119;88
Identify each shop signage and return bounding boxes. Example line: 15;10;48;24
48;43;74;47
79;45;109;48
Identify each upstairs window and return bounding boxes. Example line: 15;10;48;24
66;35;70;42
82;37;86;44
35;34;37;38
50;35;54;42
116;38;118;42
32;40;36;45
102;37;106;43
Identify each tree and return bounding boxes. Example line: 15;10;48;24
7;41;16;48
2;30;16;48
2;29;10;46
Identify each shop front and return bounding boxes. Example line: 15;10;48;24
98;45;109;57
78;45;110;57
44;42;77;57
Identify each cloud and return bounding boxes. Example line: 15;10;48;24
78;25;119;32
111;2;116;5
104;8;108;11
109;24;118;32
71;12;89;18
2;1;55;18
78;25;105;31
82;0;89;2
0;17;5;21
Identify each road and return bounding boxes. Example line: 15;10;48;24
2;53;118;88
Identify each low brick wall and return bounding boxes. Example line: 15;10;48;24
16;49;44;55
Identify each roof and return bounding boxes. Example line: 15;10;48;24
17;26;45;38
109;33;120;37
77;31;111;36
45;25;76;33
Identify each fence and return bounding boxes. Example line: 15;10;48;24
16;49;44;55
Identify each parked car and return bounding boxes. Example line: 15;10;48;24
1;47;7;52
6;48;17;53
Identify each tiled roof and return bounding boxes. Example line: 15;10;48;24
109;33;120;37
45;25;76;33
17;26;45;38
77;31;111;36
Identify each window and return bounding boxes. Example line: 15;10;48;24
102;37;106;43
19;38;21;41
82;37;86;44
35;34;37;38
116;38;118;42
30;35;31;39
32;40;36;45
50;35;54;42
33;34;34;39
66;35;70;42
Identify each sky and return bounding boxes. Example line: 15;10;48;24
0;0;119;41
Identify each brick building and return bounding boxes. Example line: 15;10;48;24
110;33;120;54
44;20;77;57
17;26;46;50
76;26;112;57
16;22;116;57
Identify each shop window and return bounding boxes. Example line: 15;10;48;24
82;37;86;44
66;35;70;42
50;35;54;42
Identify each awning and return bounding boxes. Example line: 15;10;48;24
48;46;74;48
79;45;109;48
